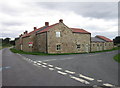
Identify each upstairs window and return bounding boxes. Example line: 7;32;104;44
56;32;60;37
77;44;80;49
56;45;61;50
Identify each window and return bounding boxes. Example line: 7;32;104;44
97;44;99;46
77;44;80;49
56;32;60;37
56;45;61;50
105;43;106;46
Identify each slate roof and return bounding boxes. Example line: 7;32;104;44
91;37;105;42
96;35;113;42
71;28;91;34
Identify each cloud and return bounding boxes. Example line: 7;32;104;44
0;1;118;40
35;2;118;19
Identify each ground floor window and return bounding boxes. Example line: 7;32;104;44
77;44;80;49
56;45;61;50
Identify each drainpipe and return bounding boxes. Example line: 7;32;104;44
46;32;48;53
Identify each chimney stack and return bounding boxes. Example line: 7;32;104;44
45;22;49;26
19;34;23;37
34;27;37;30
59;19;63;23
25;30;28;34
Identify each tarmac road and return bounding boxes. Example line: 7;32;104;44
1;48;119;87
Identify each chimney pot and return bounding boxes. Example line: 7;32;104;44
25;30;28;34
45;22;49;26
34;27;37;30
59;19;63;23
19;34;23;37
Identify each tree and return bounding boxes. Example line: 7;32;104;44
113;36;120;45
3;38;10;44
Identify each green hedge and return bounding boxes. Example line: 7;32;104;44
114;54;120;63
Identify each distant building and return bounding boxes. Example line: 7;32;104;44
91;36;113;52
15;19;113;53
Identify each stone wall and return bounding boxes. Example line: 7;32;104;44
91;42;104;52
36;32;47;53
47;23;91;53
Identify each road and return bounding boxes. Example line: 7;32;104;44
1;48;119;87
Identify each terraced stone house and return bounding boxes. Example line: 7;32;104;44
15;19;113;53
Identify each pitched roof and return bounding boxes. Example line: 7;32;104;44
91;37;105;42
22;26;45;38
38;23;59;33
95;35;113;42
71;28;91;34
21;22;91;38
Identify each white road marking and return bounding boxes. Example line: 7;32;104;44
34;61;37;64
42;63;47;65
42;59;57;62
41;65;47;68
49;68;54;71
48;64;53;67
79;74;94;81
57;71;67;75
69;75;90;84
97;80;102;82
42;57;74;62
103;83;114;87
37;63;41;65
38;61;42;63
65;70;75;74
55;67;62;70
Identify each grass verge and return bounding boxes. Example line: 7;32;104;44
113;54;120;63
10;47;120;55
10;48;86;55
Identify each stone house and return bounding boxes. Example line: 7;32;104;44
15;19;113;53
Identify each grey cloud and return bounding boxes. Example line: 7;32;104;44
34;2;118;19
1;22;23;26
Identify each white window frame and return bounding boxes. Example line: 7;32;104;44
56;32;60;37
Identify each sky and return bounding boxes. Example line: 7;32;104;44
0;0;118;40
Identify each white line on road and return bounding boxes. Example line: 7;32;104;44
42;63;47;65
79;74;94;81
33;61;37;64
65;70;75;74
57;71;67;75
49;68;54;71
48;64;53;67
103;83;114;87
55;67;62;70
97;80;102;82
37;63;42;66
69;75;90;85
41;65;47;68
42;59;57;62
38;61;42;63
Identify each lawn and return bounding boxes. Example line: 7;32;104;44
114;53;120;63
10;47;120;56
